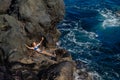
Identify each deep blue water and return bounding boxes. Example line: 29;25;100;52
57;0;120;80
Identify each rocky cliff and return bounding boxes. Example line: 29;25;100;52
0;0;92;80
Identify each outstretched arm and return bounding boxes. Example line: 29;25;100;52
37;37;44;46
25;44;34;50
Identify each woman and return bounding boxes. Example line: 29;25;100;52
25;37;56;57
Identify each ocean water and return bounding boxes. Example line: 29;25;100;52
57;0;120;80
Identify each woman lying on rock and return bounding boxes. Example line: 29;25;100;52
25;37;56;57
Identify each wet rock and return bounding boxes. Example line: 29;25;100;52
74;69;92;80
73;60;92;80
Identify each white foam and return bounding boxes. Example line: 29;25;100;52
76;58;92;64
99;9;120;28
74;70;81;80
88;71;102;80
73;69;102;80
60;27;101;55
62;23;71;26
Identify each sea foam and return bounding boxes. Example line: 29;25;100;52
99;9;120;28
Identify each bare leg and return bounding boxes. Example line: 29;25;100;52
42;50;56;57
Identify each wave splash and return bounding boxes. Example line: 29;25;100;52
99;9;120;28
58;0;120;79
74;70;102;80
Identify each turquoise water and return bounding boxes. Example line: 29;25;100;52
58;0;120;80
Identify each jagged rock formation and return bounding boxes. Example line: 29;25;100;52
0;0;92;80
0;0;65;62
